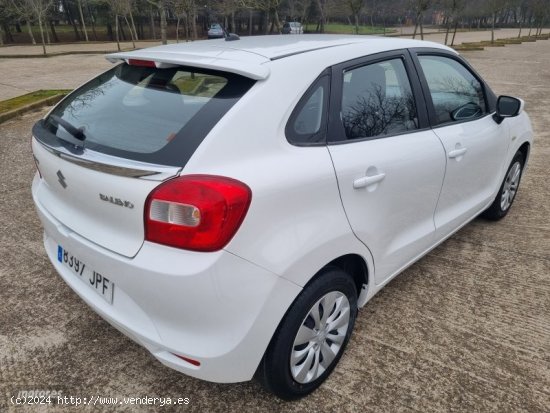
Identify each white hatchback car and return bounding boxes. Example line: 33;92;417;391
31;35;533;399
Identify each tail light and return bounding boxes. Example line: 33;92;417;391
144;175;251;252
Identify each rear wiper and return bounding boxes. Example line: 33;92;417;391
50;114;87;142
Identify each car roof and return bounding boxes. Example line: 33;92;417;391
106;35;453;80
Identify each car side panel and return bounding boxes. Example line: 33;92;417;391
181;58;375;289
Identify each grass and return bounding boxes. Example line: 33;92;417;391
0;89;71;114
311;23;396;35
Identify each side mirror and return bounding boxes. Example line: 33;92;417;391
493;95;524;124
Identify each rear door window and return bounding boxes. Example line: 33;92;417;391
35;63;255;167
341;58;419;140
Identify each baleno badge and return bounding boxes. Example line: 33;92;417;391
99;194;134;209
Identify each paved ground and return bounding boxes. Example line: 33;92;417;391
0;40;549;412
0;27;548;100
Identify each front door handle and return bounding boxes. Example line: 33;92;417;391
448;147;468;158
353;172;386;189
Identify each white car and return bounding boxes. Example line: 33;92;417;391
31;35;533;399
282;21;304;34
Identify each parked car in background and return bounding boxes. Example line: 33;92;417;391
207;23;225;39
282;21;303;34
31;35;533;400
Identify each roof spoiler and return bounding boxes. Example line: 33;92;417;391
105;50;269;80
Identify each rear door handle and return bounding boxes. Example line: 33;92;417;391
448;147;467;158
353;173;386;189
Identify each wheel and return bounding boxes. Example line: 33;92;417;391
257;267;358;400
483;151;524;220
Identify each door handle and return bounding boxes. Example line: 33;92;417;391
353;173;386;189
448;147;467;158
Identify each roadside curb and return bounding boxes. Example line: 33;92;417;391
0;93;67;124
452;34;550;52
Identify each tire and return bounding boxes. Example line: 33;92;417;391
257;267;358;400
483;151;524;221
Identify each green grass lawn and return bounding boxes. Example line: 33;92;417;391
308;23;396;35
0;90;71;114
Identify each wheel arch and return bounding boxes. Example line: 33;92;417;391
518;141;530;166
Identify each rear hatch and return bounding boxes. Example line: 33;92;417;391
32;60;254;257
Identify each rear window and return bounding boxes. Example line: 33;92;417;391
34;63;255;167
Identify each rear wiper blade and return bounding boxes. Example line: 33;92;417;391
50;114;87;142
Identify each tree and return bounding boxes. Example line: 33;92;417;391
441;0;464;45
147;0;167;44
11;0;53;54
486;0;505;43
347;0;364;34
410;0;430;40
76;0;89;41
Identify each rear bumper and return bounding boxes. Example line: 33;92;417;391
32;174;302;383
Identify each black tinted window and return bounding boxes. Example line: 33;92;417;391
37;63;254;166
418;55;487;125
341;58;418;140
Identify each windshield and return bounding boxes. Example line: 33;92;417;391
35;63;254;166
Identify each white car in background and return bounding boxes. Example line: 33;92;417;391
31;35;533;399
282;21;304;34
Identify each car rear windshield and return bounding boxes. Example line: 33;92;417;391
33;63;255;167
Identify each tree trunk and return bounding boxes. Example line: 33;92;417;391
150;8;156;39
37;15;46;55
3;23;14;42
49;20;59;42
63;0;81;41
192;10;197;39
26;20;36;44
124;15;135;48
264;9;269;34
176;17;180;43
231;11;236;34
420;13;424;40
45;19;50;44
491;12;496;43
273;10;281;34
451;19;458;46
183;16;188;42
129;10;138;40
106;23;113;41
0;26;4;46
87;2;98;40
354;13;359;35
445;15;451;45
115;15;120;51
518;14;523;38
77;0;89;41
249;9;253;35
119;16;127;41
160;5;167;44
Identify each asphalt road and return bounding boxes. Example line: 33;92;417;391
0;40;549;413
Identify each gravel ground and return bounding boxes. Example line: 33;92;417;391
0;40;549;413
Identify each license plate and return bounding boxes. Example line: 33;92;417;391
57;245;114;305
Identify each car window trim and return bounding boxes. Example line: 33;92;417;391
408;48;498;129
327;49;430;144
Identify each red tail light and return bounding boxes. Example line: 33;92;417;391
145;175;252;252
127;59;156;67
